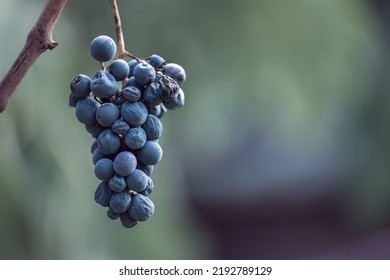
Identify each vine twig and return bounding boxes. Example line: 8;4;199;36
109;0;126;58
109;0;138;61
0;0;68;113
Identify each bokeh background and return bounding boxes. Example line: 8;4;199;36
1;0;390;259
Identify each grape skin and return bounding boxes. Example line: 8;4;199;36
94;158;115;181
142;114;163;140
96;103;120;127
94;181;114;207
85;121;105;138
108;59;130;81
90;35;117;62
137;141;163;165
163;88;185;110
124;76;145;93
107;208;120;220
69;92;80;108
111;119;130;135
92;148;105;165
97;129;121;155
70;74;91;98
113;151;137;177
139;177;154;196
127;59;139;78
137;162;154;177
149;54;165;67
110;191;132;214
163;63;186;84
75;97;99;125
124;127;147;150
122;86;141;103
143;82;163;106
121;101;148;127
90;70;118;99
120;211;138;228
126;169;148;193
109;175;127;192
133;62;156;86
128;194;155;222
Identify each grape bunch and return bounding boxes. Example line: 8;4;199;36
68;35;186;228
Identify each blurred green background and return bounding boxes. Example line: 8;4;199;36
1;0;390;259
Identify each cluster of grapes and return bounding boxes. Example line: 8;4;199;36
68;35;186;228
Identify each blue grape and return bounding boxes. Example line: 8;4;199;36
124;76;145;93
75;97;99;124
149;54;165;67
137;161;154;177
139;177;154;196
120;211;138;228
143;82;162;106
133;62;156;86
69;36;188;229
70;74;91;98
142;114;163;140
85;121;105;138
110;191;132;214
126;169;148;193
156;73;180;101
96;103;120;127
163;88;185;110
124;127;147;150
109;174;127;192
91;140;98;154
68;92;80;108
94;181;113;207
113;151;137;177
121;101;148;126
163;63;186;84
107;208;120;220
108;59;130;81
92;148;105;165
128;194;155;222
113;95;125;108
90;35;117;62
97;129;121;155
122;86;141;102
111;118;129;135
137;140;163;165
94;158;114;181
90;70;118;99
127;59;139;78
147;104;167;119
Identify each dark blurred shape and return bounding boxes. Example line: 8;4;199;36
183;0;390;260
186;130;390;259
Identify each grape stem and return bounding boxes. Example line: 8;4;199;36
109;0;139;61
0;0;68;113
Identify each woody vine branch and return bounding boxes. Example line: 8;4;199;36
0;0;68;113
0;0;128;113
